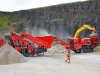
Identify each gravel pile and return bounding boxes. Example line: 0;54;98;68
46;44;66;54
46;44;100;54
0;43;28;65
93;46;100;52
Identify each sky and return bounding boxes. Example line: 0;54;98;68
0;0;87;12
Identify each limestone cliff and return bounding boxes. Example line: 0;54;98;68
0;0;100;39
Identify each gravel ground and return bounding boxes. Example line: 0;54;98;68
0;52;100;75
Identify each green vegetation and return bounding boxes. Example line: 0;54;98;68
0;13;11;29
0;13;12;37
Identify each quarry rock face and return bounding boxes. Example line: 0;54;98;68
1;0;100;39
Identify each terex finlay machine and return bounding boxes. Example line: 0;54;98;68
0;24;99;56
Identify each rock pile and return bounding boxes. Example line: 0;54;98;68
0;43;28;65
93;46;100;52
46;44;66;54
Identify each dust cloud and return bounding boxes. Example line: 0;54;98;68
31;26;72;39
31;27;50;36
63;32;72;39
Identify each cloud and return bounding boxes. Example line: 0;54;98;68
0;0;87;12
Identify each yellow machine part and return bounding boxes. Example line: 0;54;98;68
74;24;96;38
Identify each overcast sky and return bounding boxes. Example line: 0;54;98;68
0;0;87;12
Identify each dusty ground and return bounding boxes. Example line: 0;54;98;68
0;52;100;75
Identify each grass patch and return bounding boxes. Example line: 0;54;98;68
0;13;11;29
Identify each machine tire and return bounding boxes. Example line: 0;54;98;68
22;48;35;57
90;49;93;52
83;45;88;53
24;53;29;57
83;49;87;53
24;53;34;57
83;45;94;53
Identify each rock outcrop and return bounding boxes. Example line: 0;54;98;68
0;0;100;39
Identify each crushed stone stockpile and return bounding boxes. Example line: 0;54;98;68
93;46;100;52
0;43;28;65
46;44;100;54
46;44;66;54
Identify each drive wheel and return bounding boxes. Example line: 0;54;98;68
90;49;93;52
83;49;87;53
